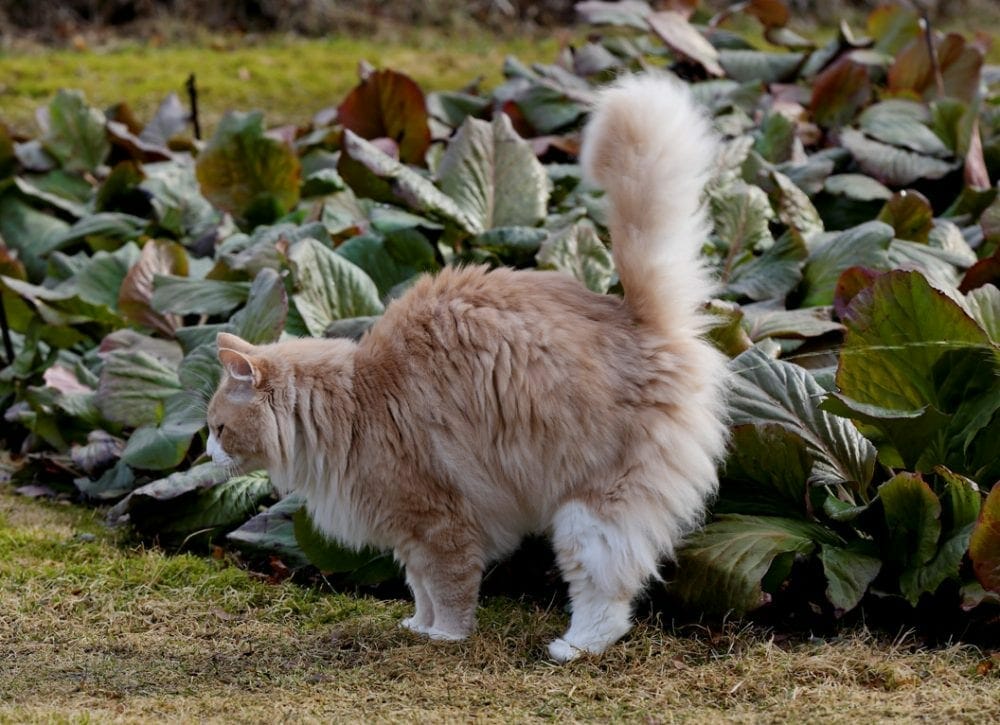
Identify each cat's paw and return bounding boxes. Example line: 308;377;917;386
425;627;468;642
400;617;432;635
547;638;585;663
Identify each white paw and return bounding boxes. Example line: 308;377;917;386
425;627;468;642
400;617;431;635
547;638;584;663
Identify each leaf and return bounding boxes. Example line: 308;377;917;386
118;239;189;335
227;493;310;568
0;192;72;281
647;11;724;77
858;101;952;159
866;3;920;56
436;114;550;234
140;93;189;148
800;221;894;307
742;304;843;341
718;50;805;85
336;230;438;297
711;181;774;262
575;0;652;29
151;275;251;316
969;485;1000;593
810;56;872;129
293;507;395;577
41;90;110;173
837;270;996;413
963;285;1000;343
120;423;192;470
141;160;221;241
879;472;943;605
770;170;824;240
536;221;615;293
75;459;136;501
730;348;876;492
195;111;301;227
288;238;384;337
819;541;881;613
229;267;288;344
70;429;124;474
338;68;431;166
673;514;832;614
721;424;811;517
339;131;477;232
96;348;182;428
726;231;808;302
840;128;959;187
877;190;934;243
110;464;274;544
70;242;141;309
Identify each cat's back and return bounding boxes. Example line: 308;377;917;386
362;264;638;370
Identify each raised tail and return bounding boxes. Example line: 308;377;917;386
580;74;717;339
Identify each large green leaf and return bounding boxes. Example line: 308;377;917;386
800;221;893;307
288;238;384;337
819;541;882;613
336;229;438;297
840;128;959;186
719;424;811;518
293;507;397;581
227;493;310;568
730;348;877;493
195;111;301;227
673;514;833;614
858;101;952;159
0;192;72;281
96;348;182;428
879;472;943;605
229;267;288;344
141;160;221;241
339;131;478;232
41;90;110;173
110;464;274;545
436;114;549;234
536;220;615;293
151;275;251;316
726;232;807;301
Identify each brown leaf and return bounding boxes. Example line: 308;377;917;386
963;120;991;191
648;11;724;77
337;68;431;166
118;239;189;336
810;56;872;129
746;0;789;29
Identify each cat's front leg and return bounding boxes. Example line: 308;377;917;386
400;569;434;634
399;543;483;641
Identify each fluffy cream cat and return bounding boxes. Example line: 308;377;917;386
206;74;728;662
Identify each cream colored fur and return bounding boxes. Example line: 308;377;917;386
206;74;728;662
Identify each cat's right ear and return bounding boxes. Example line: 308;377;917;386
217;332;254;353
218;347;262;387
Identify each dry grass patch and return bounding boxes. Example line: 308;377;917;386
1;486;998;723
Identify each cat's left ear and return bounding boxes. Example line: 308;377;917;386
218;347;264;388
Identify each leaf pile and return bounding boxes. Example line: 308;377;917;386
0;1;998;619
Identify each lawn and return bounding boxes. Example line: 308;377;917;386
2;486;998;722
0;31;568;136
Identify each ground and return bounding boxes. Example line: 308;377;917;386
1;486;998;723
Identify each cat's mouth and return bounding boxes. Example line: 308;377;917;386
206;431;238;469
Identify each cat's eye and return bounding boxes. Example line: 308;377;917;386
215;423;225;437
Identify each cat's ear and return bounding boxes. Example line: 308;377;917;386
218;347;263;387
217;332;254;353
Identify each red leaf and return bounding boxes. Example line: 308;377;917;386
834;266;881;321
810;56;871;129
970;484;1000;594
337;69;431;166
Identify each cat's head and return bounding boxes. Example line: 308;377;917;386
206;332;277;473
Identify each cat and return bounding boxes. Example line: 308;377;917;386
206;73;728;662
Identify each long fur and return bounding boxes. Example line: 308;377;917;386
206;74;728;662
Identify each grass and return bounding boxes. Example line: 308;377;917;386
2;485;998;722
0;31;569;137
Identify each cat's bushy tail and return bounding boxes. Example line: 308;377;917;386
580;74;717;339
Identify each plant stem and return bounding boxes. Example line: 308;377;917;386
186;73;202;140
0;294;14;366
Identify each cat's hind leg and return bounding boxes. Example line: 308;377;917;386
547;500;657;662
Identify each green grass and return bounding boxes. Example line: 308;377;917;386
2;485;999;722
0;32;567;136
